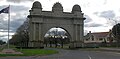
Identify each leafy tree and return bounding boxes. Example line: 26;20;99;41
0;40;6;45
112;23;120;46
44;28;70;48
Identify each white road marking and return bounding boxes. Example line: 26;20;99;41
88;55;92;59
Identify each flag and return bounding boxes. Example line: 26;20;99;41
0;6;9;14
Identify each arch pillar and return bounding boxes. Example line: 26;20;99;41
69;19;84;48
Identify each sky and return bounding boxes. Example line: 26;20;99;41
0;0;120;42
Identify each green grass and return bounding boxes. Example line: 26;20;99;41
0;49;58;57
20;49;58;56
0;54;21;57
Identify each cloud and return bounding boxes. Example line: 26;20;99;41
10;5;29;32
0;34;13;38
0;38;7;42
10;5;29;13
7;0;34;3
0;4;29;42
94;10;116;19
84;15;92;23
0;5;28;32
10;18;26;32
0;16;8;30
0;5;29;16
85;23;103;27
105;16;120;26
0;5;8;10
0;18;25;33
103;0;107;4
0;31;14;42
84;30;88;35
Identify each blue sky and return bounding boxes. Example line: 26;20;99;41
0;0;120;42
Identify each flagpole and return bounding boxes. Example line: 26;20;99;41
8;5;10;49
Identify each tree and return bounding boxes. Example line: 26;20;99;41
44;28;70;48
112;23;120;46
0;40;6;45
10;18;29;47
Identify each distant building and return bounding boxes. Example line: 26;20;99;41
84;30;115;44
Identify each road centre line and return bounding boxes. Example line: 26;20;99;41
88;55;92;59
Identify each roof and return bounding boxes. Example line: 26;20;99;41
91;32;109;38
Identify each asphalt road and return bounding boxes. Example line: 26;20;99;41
0;48;120;59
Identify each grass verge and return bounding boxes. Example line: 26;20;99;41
0;49;58;57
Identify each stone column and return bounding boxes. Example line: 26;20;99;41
33;23;36;41
39;23;43;48
39;23;41;40
80;24;84;47
80;24;84;41
31;23;35;47
28;22;35;47
75;24;77;41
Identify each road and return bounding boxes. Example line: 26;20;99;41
0;48;120;59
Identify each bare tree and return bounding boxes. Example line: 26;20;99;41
10;18;29;48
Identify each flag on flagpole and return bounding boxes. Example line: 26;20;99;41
0;6;9;14
0;5;10;49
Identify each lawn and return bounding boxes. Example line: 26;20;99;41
19;49;58;56
0;49;58;57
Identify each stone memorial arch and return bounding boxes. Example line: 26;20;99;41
28;1;85;48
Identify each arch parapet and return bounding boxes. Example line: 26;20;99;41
52;2;63;13
32;1;42;9
72;4;82;13
30;1;42;15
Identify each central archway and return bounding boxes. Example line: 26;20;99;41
44;27;71;48
28;1;85;48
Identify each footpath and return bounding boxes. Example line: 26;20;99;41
100;47;120;52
